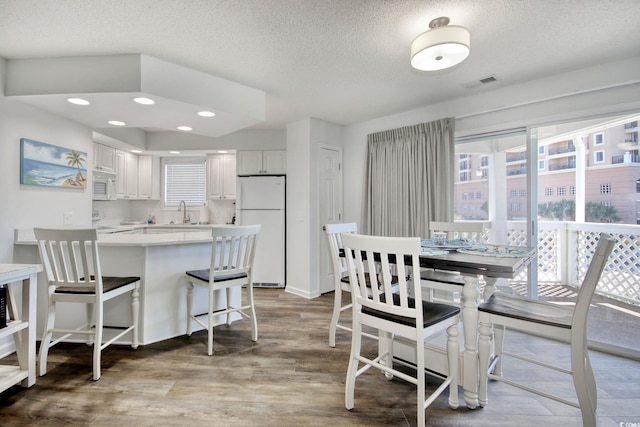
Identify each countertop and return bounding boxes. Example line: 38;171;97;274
14;227;216;247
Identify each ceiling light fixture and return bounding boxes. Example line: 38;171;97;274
169;151;180;154
177;126;192;131
131;149;142;154
108;120;126;126
67;97;90;106
133;97;155;105
410;16;470;71
198;111;216;117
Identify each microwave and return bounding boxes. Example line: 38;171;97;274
92;171;117;200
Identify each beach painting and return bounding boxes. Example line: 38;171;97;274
20;138;87;189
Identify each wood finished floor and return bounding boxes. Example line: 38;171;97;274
1;288;639;426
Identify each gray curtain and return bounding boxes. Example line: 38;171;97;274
363;118;455;237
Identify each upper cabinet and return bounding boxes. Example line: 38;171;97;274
207;154;236;199
93;143;116;172
115;151;159;200
237;150;286;175
138;155;160;200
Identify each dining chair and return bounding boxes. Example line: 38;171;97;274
34;228;140;381
477;232;615;427
342;233;460;426
420;221;489;303
186;224;260;355
325;222;362;347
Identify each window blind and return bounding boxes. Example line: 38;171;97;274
163;158;206;207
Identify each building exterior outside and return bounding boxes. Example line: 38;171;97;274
454;120;640;224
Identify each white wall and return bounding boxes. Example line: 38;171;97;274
0;58;95;264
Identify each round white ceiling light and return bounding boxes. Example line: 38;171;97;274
410;17;470;71
67;97;90;105
133;97;155;105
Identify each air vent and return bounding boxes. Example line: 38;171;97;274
461;74;498;89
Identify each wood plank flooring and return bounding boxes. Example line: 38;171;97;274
1;288;639;426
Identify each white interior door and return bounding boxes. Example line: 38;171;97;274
319;147;343;294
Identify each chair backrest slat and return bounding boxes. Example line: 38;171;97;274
210;225;261;280
35;228;101;290
325;223;358;279
342;233;422;322
572;233;615;331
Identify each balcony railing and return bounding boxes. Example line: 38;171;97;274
507;167;527;176
548;145;576;155
612;154;640;164
505;221;640;306
548;162;576;171
506;152;527;162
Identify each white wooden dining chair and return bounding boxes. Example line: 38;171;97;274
342;233;460;426
34;228;140;381
185;224;260;355
478;233;615;427
421;221;489;303
325;222;362;347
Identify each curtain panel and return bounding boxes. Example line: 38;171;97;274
363;118;455;237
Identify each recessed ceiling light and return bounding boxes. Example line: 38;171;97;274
198;111;216;117
218;150;228;154
169;151;180;154
131;149;142;154
133;97;155;105
108;120;126;126
177;126;192;131
67;97;90;106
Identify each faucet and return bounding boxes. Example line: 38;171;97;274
178;200;190;224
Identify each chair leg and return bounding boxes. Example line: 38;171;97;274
571;335;597;427
345;319;362;410
247;284;258;342
416;335;426;427
447;323;460;409
86;303;94;346
207;284;214;356
131;284;140;349
186;281;194;336
493;324;505;376
92;301;103;381
478;320;492;408
329;288;343;347
226;287;232;326
38;299;56;377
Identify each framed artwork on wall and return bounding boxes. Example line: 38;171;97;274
20;138;88;189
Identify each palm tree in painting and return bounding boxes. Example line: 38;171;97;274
66;150;86;185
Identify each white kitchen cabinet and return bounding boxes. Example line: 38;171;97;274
237;150;286;175
93;143;116;172
116;150;139;199
116;152;159;200
137;155;160;200
207;154;236;199
115;151;127;198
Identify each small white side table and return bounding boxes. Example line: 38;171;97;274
0;264;41;391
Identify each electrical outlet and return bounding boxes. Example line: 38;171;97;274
63;211;73;225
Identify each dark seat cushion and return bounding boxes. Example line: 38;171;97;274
186;268;248;283
478;293;573;329
56;276;140;294
363;293;459;328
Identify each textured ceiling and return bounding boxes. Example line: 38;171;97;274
1;0;639;138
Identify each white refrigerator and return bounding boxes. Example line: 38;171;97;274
236;175;286;288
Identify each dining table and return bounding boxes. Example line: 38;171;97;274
343;242;536;409
417;243;536;409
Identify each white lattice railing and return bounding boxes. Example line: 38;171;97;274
505;221;640;306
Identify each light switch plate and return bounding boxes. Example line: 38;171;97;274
63;211;73;225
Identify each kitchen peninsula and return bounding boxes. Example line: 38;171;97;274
13;228;240;345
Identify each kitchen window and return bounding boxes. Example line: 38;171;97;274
162;157;207;208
